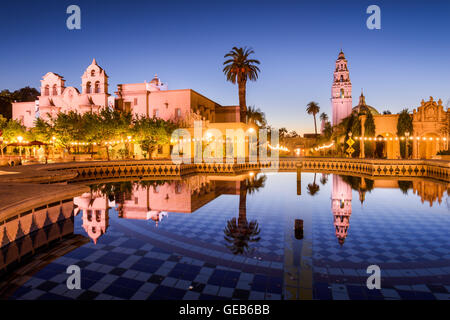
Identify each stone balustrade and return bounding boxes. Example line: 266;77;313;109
3;157;448;183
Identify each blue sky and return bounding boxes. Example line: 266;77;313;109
0;0;449;134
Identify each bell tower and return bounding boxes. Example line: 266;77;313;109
331;50;352;126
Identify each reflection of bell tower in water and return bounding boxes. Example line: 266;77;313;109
331;175;352;245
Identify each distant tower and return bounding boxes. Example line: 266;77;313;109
331;175;352;246
331;50;352;126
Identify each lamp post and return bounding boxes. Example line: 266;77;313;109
405;132;410;159
17;136;23;160
51;136;56;162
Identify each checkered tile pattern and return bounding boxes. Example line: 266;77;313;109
3;173;450;300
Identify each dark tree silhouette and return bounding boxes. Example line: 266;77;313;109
224;174;266;255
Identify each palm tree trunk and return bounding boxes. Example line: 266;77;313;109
238;180;247;225
313;114;317;135
238;80;247;123
105;146;110;161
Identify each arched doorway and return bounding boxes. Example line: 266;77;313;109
418;133;440;159
375;135;385;158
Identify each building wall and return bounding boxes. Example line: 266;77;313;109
12;101;36;127
358;97;449;159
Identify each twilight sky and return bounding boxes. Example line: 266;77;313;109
0;0;449;134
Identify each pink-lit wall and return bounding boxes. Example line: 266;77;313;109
12;101;35;127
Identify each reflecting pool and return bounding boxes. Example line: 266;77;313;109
0;172;449;300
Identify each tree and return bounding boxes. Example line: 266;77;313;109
306;102;320;135
364;112;376;158
288;130;298;138
279;127;288;141
307;173;320;196
320;173;329;185
246;106;266;127
223;174;266;255
33;118;53;142
2;119;27;142
0;115;8;156
132;116;176;159
383;110;392;115
49;111;83;156
223;47;260;123
320;112;329;124
93;108;132;160
0;87;39;119
323;122;333;140
397;109;413;158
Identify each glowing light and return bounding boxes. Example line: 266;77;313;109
17;136;23;143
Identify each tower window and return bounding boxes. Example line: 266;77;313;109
175;108;181;118
340;89;344;99
86;82;91;93
91;70;95;77
52;84;57;96
340;75;343;82
95;81;100;93
44;85;50;96
134;98;138;106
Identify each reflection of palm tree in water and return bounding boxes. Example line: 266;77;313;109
320;173;328;185
224;174;266;255
307;173;320;196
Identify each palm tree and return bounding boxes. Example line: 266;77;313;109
246;106;266;127
223;47;261;123
307;173;320;196
320;112;328;123
224;174;266;255
306;102;320;135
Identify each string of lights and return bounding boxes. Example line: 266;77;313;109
354;136;447;141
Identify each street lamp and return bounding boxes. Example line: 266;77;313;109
51;136;56;160
405;132;410;159
17;136;23;159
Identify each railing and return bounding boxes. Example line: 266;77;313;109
23;157;450;183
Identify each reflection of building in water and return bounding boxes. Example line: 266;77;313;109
331;175;352;245
412;180;447;207
74;174;248;243
74;191;114;244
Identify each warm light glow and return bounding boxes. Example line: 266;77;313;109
17;136;23;143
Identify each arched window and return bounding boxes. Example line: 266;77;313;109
91;70;95;77
52;84;57;96
44;85;50;96
86;82;91;93
340;89;344;99
340;75;343;82
95;81;100;93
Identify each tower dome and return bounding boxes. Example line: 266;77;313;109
353;91;379;115
150;74;160;85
